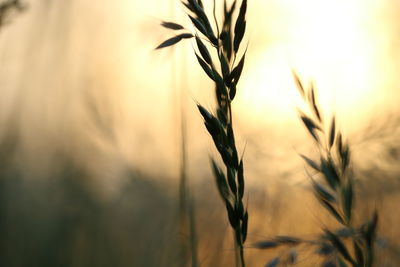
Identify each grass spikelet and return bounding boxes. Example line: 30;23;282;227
157;1;249;266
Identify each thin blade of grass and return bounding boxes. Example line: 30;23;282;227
309;86;322;122
241;210;248;242
300;154;320;171
319;198;344;224
292;70;305;98
155;33;193;49
161;21;185;30
211;159;230;201
195;36;212;64
194;52;214;80
233;0;247;52
225;199;239;228
329;116;336;148
324;230;355;265
230;49;246;85
300;115;321;142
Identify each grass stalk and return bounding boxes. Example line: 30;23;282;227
253;74;379;267
188;195;198;267
156;1;249;266
293;72;378;266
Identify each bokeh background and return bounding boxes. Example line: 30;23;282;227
0;0;399;266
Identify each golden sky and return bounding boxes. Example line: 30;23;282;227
0;0;398;187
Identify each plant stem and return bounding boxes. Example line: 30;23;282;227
157;1;249;265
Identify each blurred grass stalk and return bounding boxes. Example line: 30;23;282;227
253;74;379;267
295;73;378;267
168;1;199;266
177;58;199;267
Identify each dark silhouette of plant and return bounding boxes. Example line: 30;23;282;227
156;0;248;266
253;74;379;267
294;73;378;267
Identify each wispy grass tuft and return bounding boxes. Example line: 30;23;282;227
253;73;379;267
294;72;378;267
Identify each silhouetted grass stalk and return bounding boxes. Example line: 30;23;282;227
252;74;379;267
157;1;249;266
294;73;378;267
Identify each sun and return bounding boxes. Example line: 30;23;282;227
235;0;380;128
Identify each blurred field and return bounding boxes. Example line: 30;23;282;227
0;0;399;266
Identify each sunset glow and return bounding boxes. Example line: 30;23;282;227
0;1;399;267
236;0;381;126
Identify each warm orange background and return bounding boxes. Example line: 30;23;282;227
0;1;399;266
